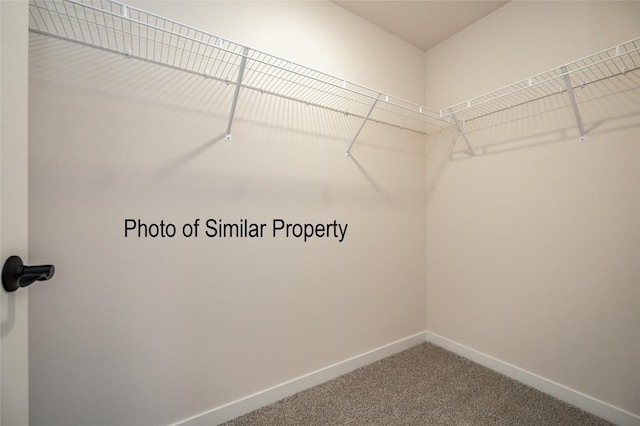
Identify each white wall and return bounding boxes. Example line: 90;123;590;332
425;0;640;417
1;2;30;425
28;2;427;425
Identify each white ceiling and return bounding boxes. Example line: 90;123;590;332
332;1;509;51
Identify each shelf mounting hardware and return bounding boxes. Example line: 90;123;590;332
225;47;249;141
560;65;587;142
450;110;477;161
346;93;381;157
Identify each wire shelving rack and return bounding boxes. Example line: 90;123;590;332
441;38;640;122
28;0;640;158
28;0;450;156
439;37;639;157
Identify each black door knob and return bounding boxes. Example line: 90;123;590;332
2;256;55;292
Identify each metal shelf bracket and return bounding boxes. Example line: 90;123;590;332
450;111;477;161
225;47;249;141
346;93;381;157
560;65;587;142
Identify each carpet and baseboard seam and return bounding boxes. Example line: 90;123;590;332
176;332;427;426
425;332;640;426
176;331;639;426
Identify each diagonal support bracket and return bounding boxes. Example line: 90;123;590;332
346;93;381;157
561;65;586;142
225;47;249;141
450;111;477;161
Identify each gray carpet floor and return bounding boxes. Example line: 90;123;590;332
224;342;610;425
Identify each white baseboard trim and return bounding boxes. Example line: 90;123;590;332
426;331;640;426
175;331;428;426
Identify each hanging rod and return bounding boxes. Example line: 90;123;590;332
441;37;640;122
28;0;451;146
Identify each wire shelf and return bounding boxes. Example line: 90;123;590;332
441;37;640;121
28;0;640;152
28;0;450;135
